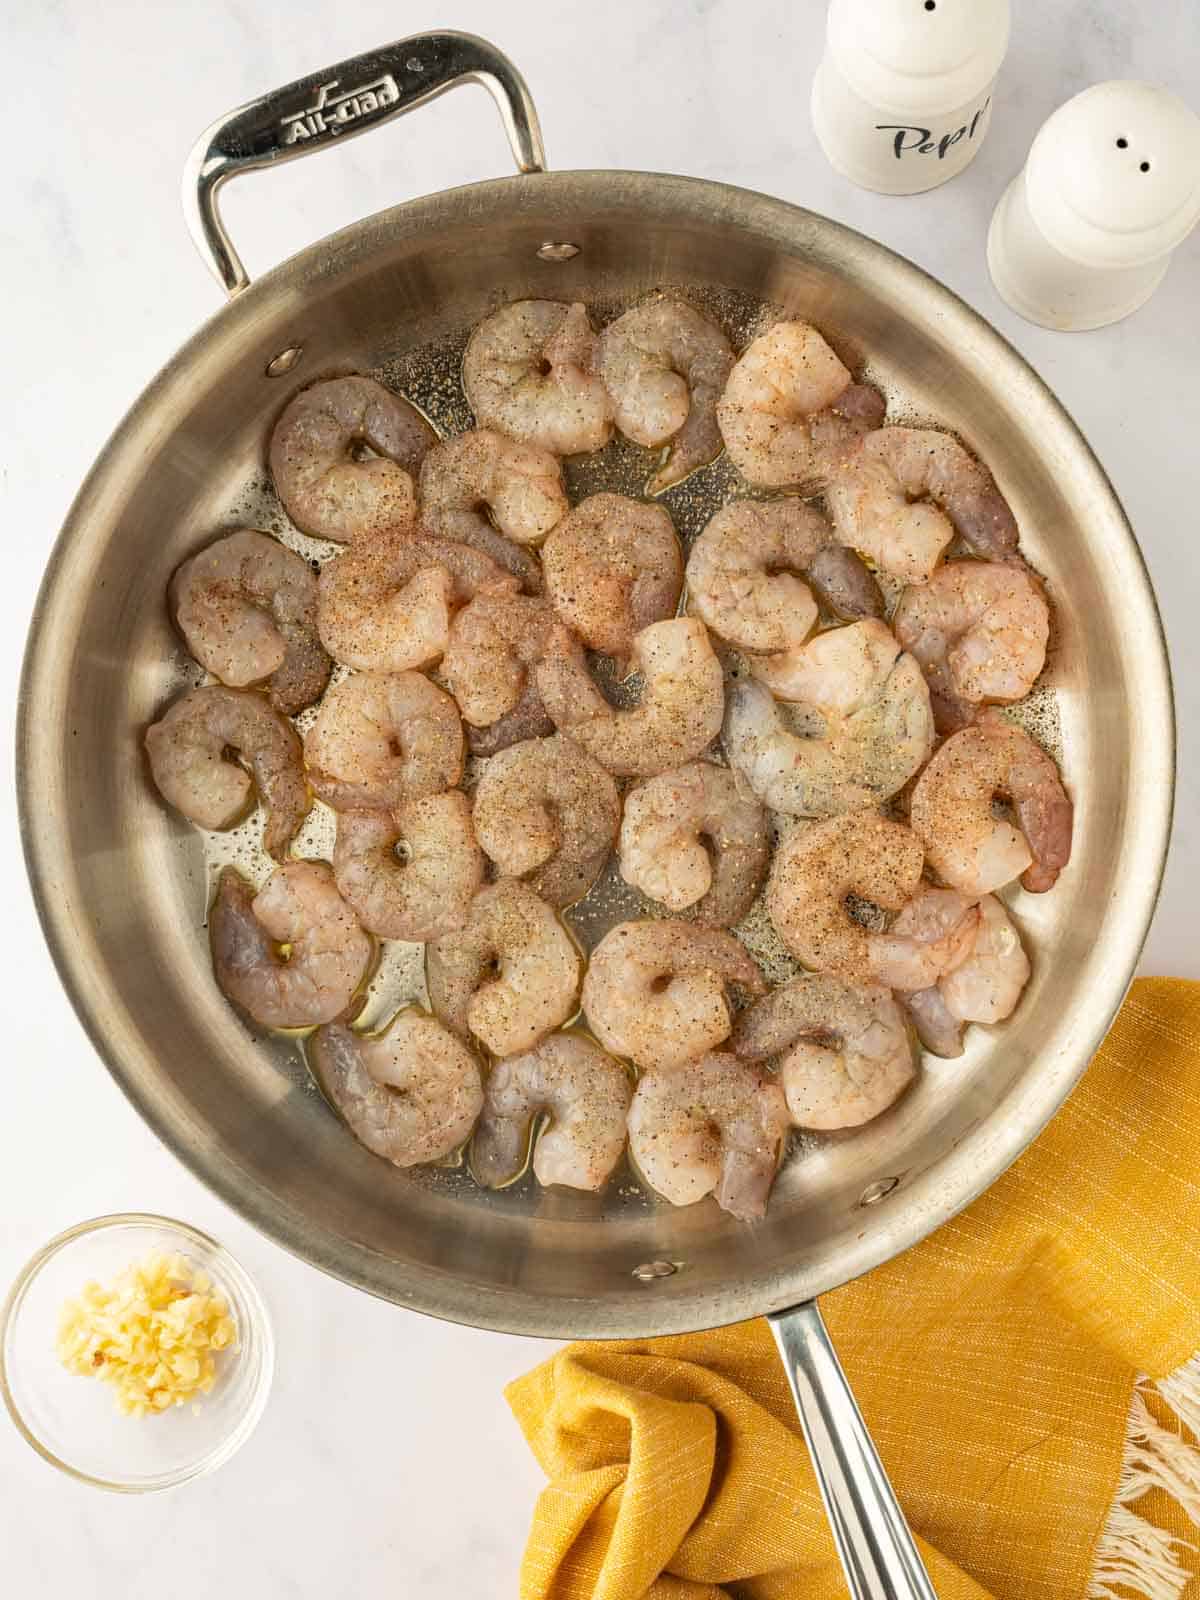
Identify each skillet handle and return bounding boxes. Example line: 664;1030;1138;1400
770;1302;938;1600
182;31;546;297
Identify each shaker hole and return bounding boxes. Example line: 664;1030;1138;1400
1140;161;1151;172
924;1;936;9
1116;137;1128;149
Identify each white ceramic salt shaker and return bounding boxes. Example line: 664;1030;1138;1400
988;81;1200;331
811;0;1010;196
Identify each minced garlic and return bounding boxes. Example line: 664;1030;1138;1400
56;1250;237;1417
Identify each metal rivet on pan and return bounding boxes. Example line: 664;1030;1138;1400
632;1260;677;1282
265;346;303;377
537;242;581;262
405;56;423;72
859;1178;900;1206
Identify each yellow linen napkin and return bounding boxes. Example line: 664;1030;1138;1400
508;978;1200;1600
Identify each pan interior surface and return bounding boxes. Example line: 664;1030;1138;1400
19;173;1172;1337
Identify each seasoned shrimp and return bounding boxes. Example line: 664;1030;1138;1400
716;321;874;488
597;298;735;491
170;529;331;715
303;671;463;812
823;426;1020;584
618;761;770;927
766;810;925;983
687;498;882;657
316;532;514;674
440;589;558;741
145;685;309;859
210;862;372;1029
903;893;1030;1057
269;376;435;544
310;1010;483;1166
893;560;1050;733
462;301;613;455
541;494;683;665
426;880;582;1058
909;711;1073;894
733;974;916;1130
418;428;567;551
723;623;934;816
628;1054;789;1219
472;1033;631;1191
472;735;620;908
332;792;483;942
537;617;724;777
583;919;765;1071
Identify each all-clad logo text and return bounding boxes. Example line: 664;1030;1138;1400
279;76;399;145
875;97;991;161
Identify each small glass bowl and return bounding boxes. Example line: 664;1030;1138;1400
1;1214;273;1491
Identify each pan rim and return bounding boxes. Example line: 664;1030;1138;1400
18;168;1175;1338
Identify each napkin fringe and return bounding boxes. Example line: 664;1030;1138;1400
1087;1357;1200;1600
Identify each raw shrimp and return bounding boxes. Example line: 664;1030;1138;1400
145;685;309;859
823;426;1019;584
909;711;1072;894
418;428;568;551
871;885;981;992
597;298;734;491
472;1033;631;1191
332;792;484;942
303;671;463;811
210;862;372;1029
269;376;435;544
716;321;872;488
722;622;934;816
766;810;925;983
733;973;916;1130
440;590;558;738
903;893;1030;1057
893;560;1050;733
316;531;515;673
627;1054;789;1219
426;879;582;1058
749;615;917;709
170;528;331;715
582;919;765;1071
536;617;724;777
687;498;882;657
941;893;1030;1021
310;1009;483;1166
618;761;769;927
541;494;683;665
462;301;614;455
472;734;621;908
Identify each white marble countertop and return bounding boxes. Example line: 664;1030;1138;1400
2;2;1197;1593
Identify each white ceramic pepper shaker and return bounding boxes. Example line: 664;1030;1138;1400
811;0;1010;196
988;81;1200;330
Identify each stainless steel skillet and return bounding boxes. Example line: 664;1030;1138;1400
18;32;1173;1599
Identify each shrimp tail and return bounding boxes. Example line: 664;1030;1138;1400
806;543;886;621
904;986;966;1058
949;478;1020;561
471;1116;529;1189
830;381;887;429
716;1148;778;1221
